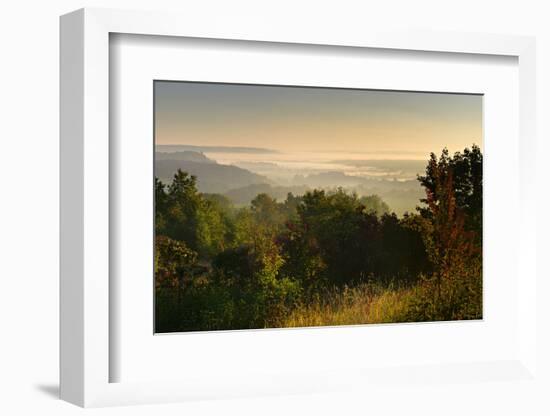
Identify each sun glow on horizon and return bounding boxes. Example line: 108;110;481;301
155;81;482;158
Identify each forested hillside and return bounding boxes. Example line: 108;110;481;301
155;158;270;194
154;150;425;214
155;145;483;332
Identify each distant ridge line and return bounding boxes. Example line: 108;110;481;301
157;144;279;154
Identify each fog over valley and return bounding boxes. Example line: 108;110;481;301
155;145;426;215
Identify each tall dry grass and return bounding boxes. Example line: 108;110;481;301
278;274;481;328
278;283;417;328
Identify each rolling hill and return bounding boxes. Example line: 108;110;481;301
155;159;270;194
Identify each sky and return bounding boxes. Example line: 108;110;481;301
154;81;482;159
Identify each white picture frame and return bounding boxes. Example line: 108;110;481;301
60;7;538;408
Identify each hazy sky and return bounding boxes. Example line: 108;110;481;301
154;81;482;158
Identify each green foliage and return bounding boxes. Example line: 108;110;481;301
154;235;199;290
212;217;302;328
280;189;430;289
154;146;483;332
418;144;482;243
411;145;482;321
251;193;285;228
360;194;390;217
157;169;232;258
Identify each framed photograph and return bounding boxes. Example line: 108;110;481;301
60;8;538;408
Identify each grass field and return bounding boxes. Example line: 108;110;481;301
279;277;482;328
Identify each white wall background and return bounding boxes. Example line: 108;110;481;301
1;1;548;415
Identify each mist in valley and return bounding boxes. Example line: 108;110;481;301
155;145;426;216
